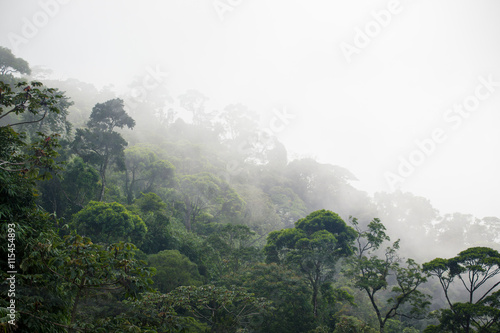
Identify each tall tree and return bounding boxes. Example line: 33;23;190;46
73;98;135;201
349;217;430;333
264;210;357;318
0;46;31;77
124;145;175;204
423;247;500;332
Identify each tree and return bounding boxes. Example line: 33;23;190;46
117;292;205;332
178;172;245;231
285;159;367;219
167;285;270;333
73;98;135;201
0;81;63;175
135;193;174;254
349;217;430;333
38;156;101;220
124;145;175;204
20;233;155;332
147;250;203;293
71;201;147;246
0;80;74;222
17;88;73;143
433;213;498;257
268;185;307;228
0;78;71;332
0;46;31;77
423;247;500;332
204;223;262;279
0;80;64;242
60;157;100;213
374;191;438;261
264;210;357;318
178;89;209;126
234;184;284;235
221;262;316;333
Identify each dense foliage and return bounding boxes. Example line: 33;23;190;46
1;48;500;332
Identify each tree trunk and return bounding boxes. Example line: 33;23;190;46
99;171;106;201
367;290;383;333
312;284;318;317
99;154;108;201
125;168;136;205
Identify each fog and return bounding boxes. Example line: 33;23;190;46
2;0;500;220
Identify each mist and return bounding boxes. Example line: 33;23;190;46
4;0;500;220
2;1;500;331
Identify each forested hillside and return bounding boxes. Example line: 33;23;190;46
2;47;500;332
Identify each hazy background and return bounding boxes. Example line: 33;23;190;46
1;0;499;218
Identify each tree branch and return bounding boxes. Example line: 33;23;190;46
8;109;49;127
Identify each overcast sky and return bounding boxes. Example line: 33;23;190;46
1;0;499;218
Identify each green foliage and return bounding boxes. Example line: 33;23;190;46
0;78;72;332
268;185;308;228
178;172;245;231
73;98;135;201
4;54;495;333
147;250;202;293
18;89;73;142
140;212;173;255
265;210;357;319
72;201;147;246
60;157;100;212
124;145;175;203
120;292;206;332
133;192;177;254
135;192;167;213
17;233;155;331
222;263;315;333
203;223;263;279
39;156;101;219
423;247;500;332
86;98;135;131
0;81;64;181
332;316;377;333
295;210;357;256
168;284;271;332
234;184;284;235
349;217;430;332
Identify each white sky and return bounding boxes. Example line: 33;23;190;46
1;0;499;218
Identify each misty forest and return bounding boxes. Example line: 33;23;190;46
1;3;500;333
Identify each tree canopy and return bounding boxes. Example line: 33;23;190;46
265;210;357;318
